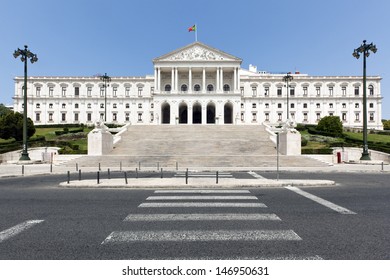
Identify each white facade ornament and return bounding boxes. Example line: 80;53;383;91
163;46;226;61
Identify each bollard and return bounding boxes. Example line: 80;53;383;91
97;171;100;184
161;168;163;179
382;162;384;171
22;165;24;175
216;171;219;184
136;168;138;179
120;161;122;171
124;171;128;184
176;161;178;171
186;168;188;185
108;168;111;179
76;163;78;172
99;163;101;171
50;163;53;173
67;171;70;184
78;169;81;181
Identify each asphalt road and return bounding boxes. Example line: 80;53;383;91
0;171;389;260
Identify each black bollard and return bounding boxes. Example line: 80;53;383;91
78;169;81;181
22;165;24;175
67;171;70;184
76;163;78;171
120;161;122;171
176;161;178;171
136;168;138;179
50;163;53;173
108;168;111;179
99;163;101;171
161;168;163;179
97;171;100;184
216;171;219;184
124;171;128;184
186;168;188;185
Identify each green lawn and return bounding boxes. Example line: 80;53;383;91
344;132;390;143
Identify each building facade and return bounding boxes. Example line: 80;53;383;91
13;42;383;129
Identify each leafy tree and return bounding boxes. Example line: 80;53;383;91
382;119;390;130
0;111;35;141
316;116;343;137
0;103;12;117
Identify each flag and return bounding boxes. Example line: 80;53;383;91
188;25;196;32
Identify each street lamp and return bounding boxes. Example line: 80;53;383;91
353;40;377;160
99;73;111;122
283;73;293;120
13;45;38;161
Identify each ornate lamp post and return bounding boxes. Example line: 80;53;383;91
353;40;377;160
13;45;38;161
283;73;293;120
99;73;111;122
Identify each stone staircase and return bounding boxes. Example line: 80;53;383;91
64;125;328;168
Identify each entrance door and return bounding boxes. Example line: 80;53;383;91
207;103;215;124
179;103;188;124
224;102;233;124
161;103;170;124
193;103;202;124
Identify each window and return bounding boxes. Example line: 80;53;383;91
100;87;104;97
113;103;117;109
181;84;188;92
278;113;282;121
265;113;269;121
194;84;200;92
342;103;346;108
49;113;53;122
290;88;295;96
35;113;40;122
138;103;142;109
36;103;40;109
370;113;374;121
125;87;130;96
264;87;269;96
223;84;230;92
265;103;269;109
355;103;359;108
138;87;142;97
75;103;79;109
62;103;66;109
62;113;66;122
277;103;282;108
342;87;347;96
36;87;41;97
369;103;374;108
151;103;154;109
329;112;333;116
342;113;347;121
100;113;104;120
316;113;321;121
87;103;91;109
252;87;257;96
303;103;307;109
87;113;92;122
207;84;214;92
125;103;130;109
74;113;79;122
100;103;104;109
316;103;320;109
355;87;359;96
87;87;92;97
355;113;360;121
49;103;53;109
138;113;143;122
303;87;308;96
113;87;117;97
329;87;333;96
151;87;154;94
113;113;117;121
291;112;295;119
329;103;333;109
62;87;66;97
49;87;53;97
125;113;130;122
252;113;257;121
241;112;244;122
277;88;282;96
369;85;374;96
240;87;244;95
291;103;295;109
75;87;79;97
165;84;172;92
252;103;256;109
241;103;244;109
303;113;308;122
316;87;321;96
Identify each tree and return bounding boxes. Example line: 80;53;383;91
316;116;343;137
382;119;390;130
0;103;12;117
0;111;35;141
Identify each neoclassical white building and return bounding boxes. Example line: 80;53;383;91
13;42;383;129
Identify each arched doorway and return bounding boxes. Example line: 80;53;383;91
179;102;188;124
224;102;233;124
161;102;170;124
207;102;216;124
193;103;202;124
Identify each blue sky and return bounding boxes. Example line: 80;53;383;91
1;0;389;118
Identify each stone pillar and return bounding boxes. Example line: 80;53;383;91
216;68;220;92
154;67;157;90
175;67;179;92
202;67;206;93
171;68;174;92
220;67;224;92
88;122;113;155
279;129;301;155
189;67;192;93
202;104;207;124
157;67;161;91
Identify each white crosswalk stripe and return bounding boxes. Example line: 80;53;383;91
155;189;250;193
146;195;258;200
138;202;267;208
248;171;266;179
0;220;44;243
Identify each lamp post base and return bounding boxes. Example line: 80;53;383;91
19;152;31;161
360;152;371;161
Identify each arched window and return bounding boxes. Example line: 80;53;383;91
207;84;214;92
223;84;230;92
194;84;201;92
164;84;171;92
181;84;188;92
75;103;79;109
368;85;374;96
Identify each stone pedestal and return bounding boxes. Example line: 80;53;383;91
279;130;301;155
88;122;113;156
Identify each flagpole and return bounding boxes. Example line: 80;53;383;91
195;23;198;42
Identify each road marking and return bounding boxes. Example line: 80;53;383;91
175;172;233;178
154;190;251;194
102;229;301;243
285;186;356;215
124;213;281;222
0;220;44;243
248;171;266;179
138;202;267;208
146;195;258;200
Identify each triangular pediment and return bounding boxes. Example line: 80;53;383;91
153;42;242;63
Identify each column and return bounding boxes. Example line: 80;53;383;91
171;68;174;92
157;67;161;91
154;67;158;90
233;67;237;91
220;67;224;92
175;67;179;92
189;67;192;93
216;68;220;92
202;67;206;93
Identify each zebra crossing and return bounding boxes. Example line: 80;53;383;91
101;189;312;260
174;171;233;178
